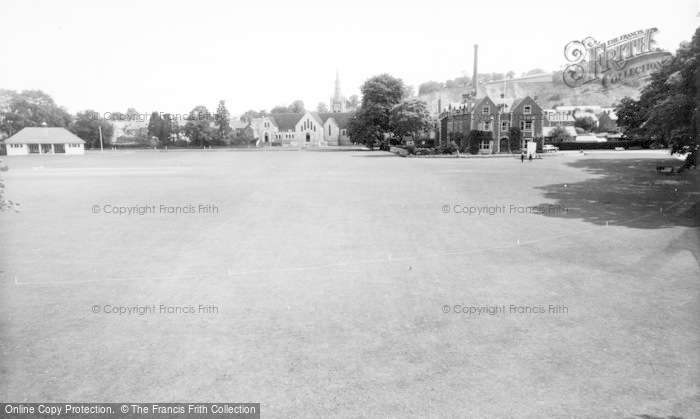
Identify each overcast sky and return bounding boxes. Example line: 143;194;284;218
1;0;698;118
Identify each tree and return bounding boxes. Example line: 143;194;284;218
346;95;360;110
615;27;699;144
575;115;596;132
184;106;213;147
0;90;72;137
418;81;444;95
215;100;231;141
146;112;175;147
361;74;405;130
346;105;384;148
548;126;572;142
389;99;431;141
316;102;329;113
402;85;416;99
240;109;268;122
271;105;291;114
508;127;522;153
147;111;162;139
506;71;515;79
70;109;115;149
289;100;305;113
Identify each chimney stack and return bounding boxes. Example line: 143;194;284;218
473;44;478;97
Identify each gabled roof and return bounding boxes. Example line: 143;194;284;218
317;112;355;128
268;113;304;130
472;96;496;110
510;97;525;110
494;98;515;111
307;112;324;126
230;120;250;129
2;127;85;144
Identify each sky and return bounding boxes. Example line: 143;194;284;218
1;0;698;118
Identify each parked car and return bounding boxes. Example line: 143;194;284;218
543;144;559;153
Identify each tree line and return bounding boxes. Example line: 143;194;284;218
417;69;547;95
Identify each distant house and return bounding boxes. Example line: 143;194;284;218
543;109;576;127
598;110;619;132
230;120;255;141
543;126;578;142
1;127;85;155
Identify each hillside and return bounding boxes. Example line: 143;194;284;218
418;73;643;116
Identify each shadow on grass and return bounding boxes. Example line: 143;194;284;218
350;153;399;158
627;415;686;419
531;158;699;230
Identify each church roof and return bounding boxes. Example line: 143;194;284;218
268;113;304;130
317;112;355;128
308;112;325;126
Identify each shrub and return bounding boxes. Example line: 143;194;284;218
271;141;282;146
444;141;459;154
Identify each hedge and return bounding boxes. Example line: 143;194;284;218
554;139;654;150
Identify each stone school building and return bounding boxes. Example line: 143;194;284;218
0;127;86;156
254;111;355;148
439;95;543;153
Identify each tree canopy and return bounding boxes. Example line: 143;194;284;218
348;74;406;147
71;109;114;149
389;99;431;140
615;26;699;144
184;106;213;147
0;90;72;138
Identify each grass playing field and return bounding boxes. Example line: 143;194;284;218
0;149;698;417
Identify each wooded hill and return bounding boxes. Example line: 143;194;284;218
417;72;643;116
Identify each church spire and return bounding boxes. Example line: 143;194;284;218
331;69;346;113
334;69;342;101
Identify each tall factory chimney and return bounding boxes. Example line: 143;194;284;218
472;44;478;97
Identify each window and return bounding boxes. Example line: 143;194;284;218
328;126;331;135
41;144;52;154
482;122;491;131
483;106;489;115
524;106;531;114
501;121;509;131
28;144;39;154
480;139;490;150
520;121;532;131
54;144;65;153
342;129;346;136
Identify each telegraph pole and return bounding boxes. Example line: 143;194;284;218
99;125;104;153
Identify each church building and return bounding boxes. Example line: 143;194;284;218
252;71;355;148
